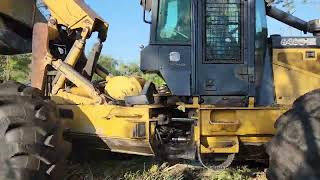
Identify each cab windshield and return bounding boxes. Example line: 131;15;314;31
156;0;191;43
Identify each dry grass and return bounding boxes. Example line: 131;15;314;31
66;152;267;180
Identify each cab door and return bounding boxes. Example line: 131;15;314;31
195;0;253;96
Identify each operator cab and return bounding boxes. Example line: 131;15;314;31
141;0;268;106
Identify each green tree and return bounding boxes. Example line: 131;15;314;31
0;54;31;83
117;62;166;86
97;55;119;75
267;0;310;12
143;73;166;86
95;55;165;86
118;63;141;76
0;53;165;86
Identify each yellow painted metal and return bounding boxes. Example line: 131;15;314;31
52;30;89;95
43;0;108;32
53;89;288;155
194;106;287;153
273;48;320;105
50;59;104;103
69;87;91;98
248;97;255;108
174;98;282;152
239;136;272;144
200;136;239;153
59;104;155;155
200;108;287;136
52;91;96;105
105;76;145;100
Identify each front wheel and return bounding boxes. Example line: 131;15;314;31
267;90;320;180
0;81;71;180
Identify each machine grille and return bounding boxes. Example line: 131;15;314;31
205;0;242;63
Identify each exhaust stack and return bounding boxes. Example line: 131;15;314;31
267;6;320;36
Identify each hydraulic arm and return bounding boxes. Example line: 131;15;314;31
31;0;109;103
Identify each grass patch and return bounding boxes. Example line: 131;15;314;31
66;153;267;180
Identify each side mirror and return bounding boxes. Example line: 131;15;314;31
140;0;152;24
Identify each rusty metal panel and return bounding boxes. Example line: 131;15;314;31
0;0;45;28
0;0;45;54
102;137;154;156
31;23;49;91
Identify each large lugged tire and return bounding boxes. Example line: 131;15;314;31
267;90;320;180
0;81;71;180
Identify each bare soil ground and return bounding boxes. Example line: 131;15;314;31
66;150;267;180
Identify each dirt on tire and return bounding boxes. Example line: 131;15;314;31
0;81;71;180
267;89;320;180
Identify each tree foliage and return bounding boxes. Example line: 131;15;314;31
96;55;165;86
97;55;119;76
0;54;165;86
0;54;31;83
0;53;165;86
267;0;310;12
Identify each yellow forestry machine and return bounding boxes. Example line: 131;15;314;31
0;0;320;179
